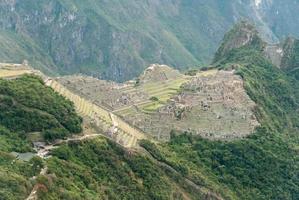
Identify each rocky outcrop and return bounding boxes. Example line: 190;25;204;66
262;37;299;70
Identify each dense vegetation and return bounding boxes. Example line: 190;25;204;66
282;38;299;80
0;75;83;200
35;138;204;200
0;151;44;200
0;75;82;142
141;35;299;199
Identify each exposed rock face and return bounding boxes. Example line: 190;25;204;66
1;0;299;81
264;44;284;67
263;37;299;71
280;38;299;70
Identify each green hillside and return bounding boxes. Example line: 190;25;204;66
1;21;299;200
280;38;299;80
0;75;82;142
140;25;299;199
1;0;299;81
0;150;44;200
0;75;82;199
36;138;211;200
0;75;212;200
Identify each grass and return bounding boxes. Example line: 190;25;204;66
142;101;165;112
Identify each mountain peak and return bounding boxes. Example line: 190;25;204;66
213;21;265;63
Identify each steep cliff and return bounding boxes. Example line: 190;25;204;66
1;0;299;81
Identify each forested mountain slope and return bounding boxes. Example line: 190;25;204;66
141;23;299;199
1;0;299;81
1;20;299;200
0;75;82;199
281;38;299;80
33;22;299;200
0;75;220;200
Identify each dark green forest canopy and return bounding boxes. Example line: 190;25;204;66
36;139;204;200
0;75;82;143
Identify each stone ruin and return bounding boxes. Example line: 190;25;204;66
138;64;184;84
57;75;149;111
124;70;260;141
56;64;185;112
56;68;260;141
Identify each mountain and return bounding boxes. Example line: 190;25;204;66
1;22;299;200
144;22;299;199
0;71;221;200
1;0;299;81
0;74;82;199
213;21;265;63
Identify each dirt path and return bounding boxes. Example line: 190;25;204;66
26;132;109;200
25;167;48;200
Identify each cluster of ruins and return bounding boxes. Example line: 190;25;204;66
57;75;150;111
57;65;260;141
123;70;260;140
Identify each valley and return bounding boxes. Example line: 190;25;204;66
1;0;299;81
